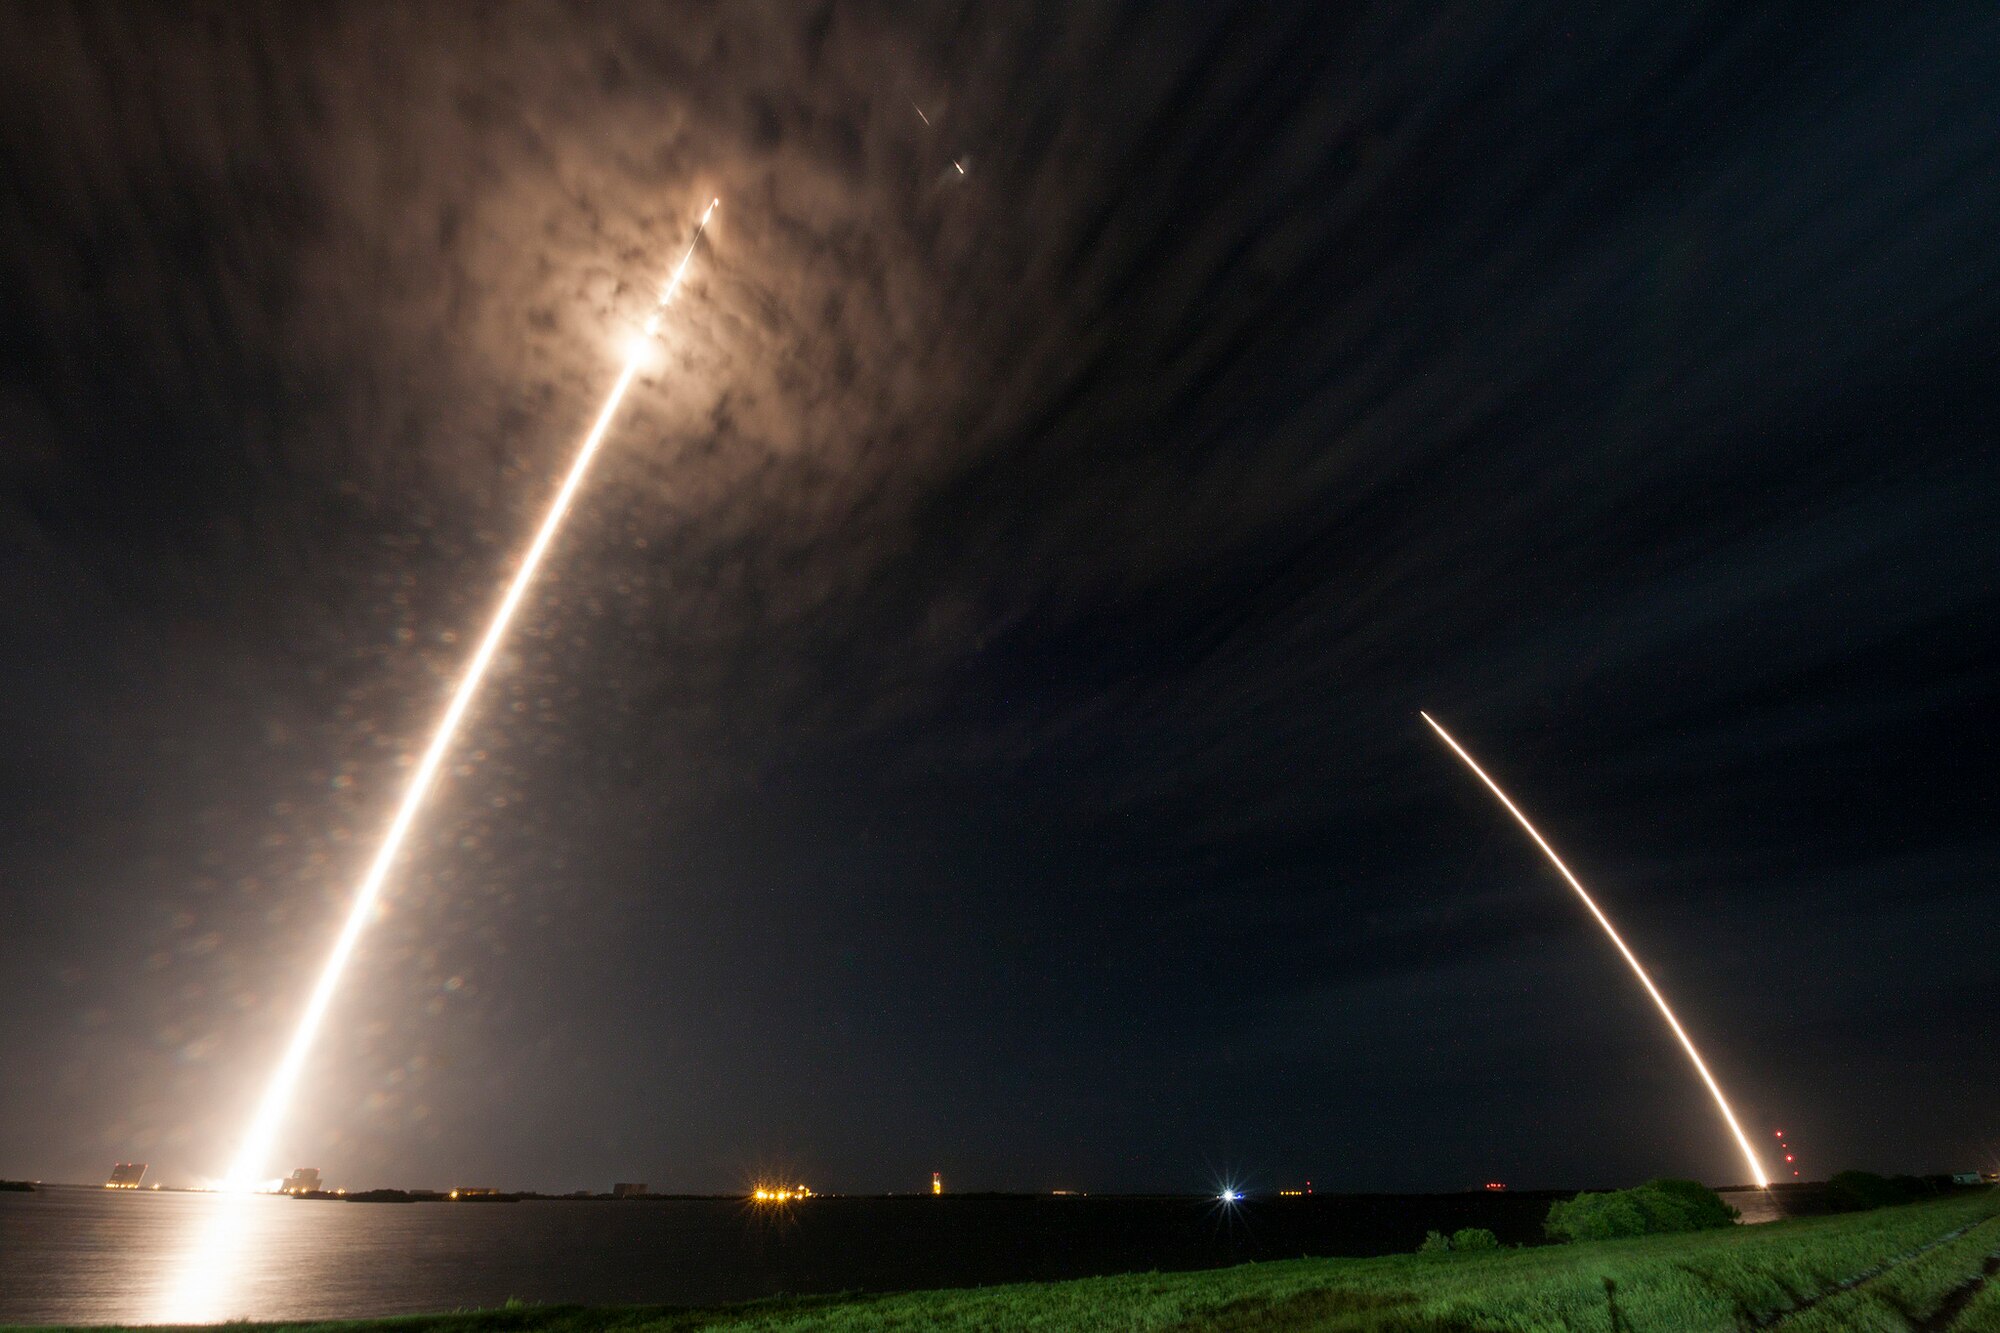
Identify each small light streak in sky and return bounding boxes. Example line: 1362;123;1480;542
912;101;930;125
1420;711;1770;1189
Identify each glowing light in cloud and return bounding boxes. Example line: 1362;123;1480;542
218;199;719;1194
1419;711;1769;1189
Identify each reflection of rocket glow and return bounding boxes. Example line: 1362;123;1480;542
1420;712;1769;1189
218;201;719;1195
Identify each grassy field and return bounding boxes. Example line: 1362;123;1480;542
19;1188;1998;1333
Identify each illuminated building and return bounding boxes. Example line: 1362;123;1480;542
750;1183;814;1203
932;1171;942;1195
279;1168;322;1194
612;1182;649;1198
449;1187;498;1198
105;1163;147;1189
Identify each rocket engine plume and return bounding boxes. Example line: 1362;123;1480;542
1419;711;1769;1189
219;200;719;1192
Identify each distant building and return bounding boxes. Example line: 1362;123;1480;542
450;1187;499;1198
751;1183;814;1203
279;1168;323;1195
1953;1172;1985;1186
612;1182;649;1198
105;1163;147;1190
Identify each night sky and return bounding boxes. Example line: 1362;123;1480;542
2;5;1995;1196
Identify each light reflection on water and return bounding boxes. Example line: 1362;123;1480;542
4;1188;461;1325
156;1189;262;1324
1718;1189;1790;1226
1;1186;849;1324
0;1187;719;1325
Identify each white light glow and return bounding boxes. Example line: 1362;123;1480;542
219;200;718;1194
1420;711;1768;1189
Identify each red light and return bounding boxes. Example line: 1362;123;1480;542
1785;1154;1794;1162
1774;1130;1784;1137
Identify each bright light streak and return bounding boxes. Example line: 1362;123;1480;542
1419;711;1769;1189
218;200;720;1194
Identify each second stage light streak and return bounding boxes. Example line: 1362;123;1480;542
220;200;719;1193
1419;711;1768;1189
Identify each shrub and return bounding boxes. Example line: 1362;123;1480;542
1546;1191;1648;1241
1418;1227;1502;1254
1636;1178;1739;1231
1546;1179;1738;1242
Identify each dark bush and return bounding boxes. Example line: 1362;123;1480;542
1637;1178;1740;1231
1545;1191;1646;1241
1545;1179;1738;1242
1416;1227;1502;1254
1828;1170;1933;1212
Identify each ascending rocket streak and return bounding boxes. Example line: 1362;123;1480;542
219;200;719;1192
1419;712;1769;1189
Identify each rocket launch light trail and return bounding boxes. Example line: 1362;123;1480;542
219;199;718;1193
1419;711;1769;1189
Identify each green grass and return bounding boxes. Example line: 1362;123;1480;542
14;1189;1998;1332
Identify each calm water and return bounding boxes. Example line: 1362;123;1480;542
0;1184;1798;1326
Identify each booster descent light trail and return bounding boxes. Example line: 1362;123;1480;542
1419;711;1769;1189
220;200;719;1192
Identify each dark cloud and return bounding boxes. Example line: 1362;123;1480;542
1;3;1995;1192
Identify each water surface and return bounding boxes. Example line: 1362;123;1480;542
0;1183;1793;1326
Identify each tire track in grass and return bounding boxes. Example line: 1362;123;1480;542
1673;1215;1986;1329
1923;1245;2000;1332
1757;1215;1998;1330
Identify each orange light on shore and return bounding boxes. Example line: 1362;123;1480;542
1420;712;1769;1189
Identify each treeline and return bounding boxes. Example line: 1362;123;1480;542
1416;1180;1737;1251
1826;1170;1970;1212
